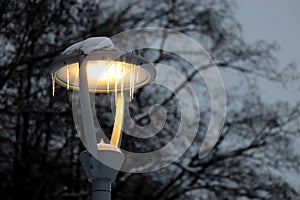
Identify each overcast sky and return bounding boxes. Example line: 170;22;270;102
234;0;300;187
234;0;300;105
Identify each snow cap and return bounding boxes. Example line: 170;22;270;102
62;37;116;55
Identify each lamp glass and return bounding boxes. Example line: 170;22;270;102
54;60;151;93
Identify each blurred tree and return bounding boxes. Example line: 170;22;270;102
0;0;299;200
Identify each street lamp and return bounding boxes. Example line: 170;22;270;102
50;37;155;200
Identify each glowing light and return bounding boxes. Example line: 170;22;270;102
87;60;125;81
110;92;124;147
54;60;150;93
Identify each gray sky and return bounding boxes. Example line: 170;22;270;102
234;0;300;104
234;0;300;187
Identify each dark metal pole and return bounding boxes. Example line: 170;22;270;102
80;146;124;200
92;179;111;200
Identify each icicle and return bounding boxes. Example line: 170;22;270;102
51;73;55;97
129;64;133;102
106;58;110;93
66;65;69;90
131;65;136;101
136;65;140;83
121;62;124;96
114;62;118;105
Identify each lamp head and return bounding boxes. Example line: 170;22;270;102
50;37;155;93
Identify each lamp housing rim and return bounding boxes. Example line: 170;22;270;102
50;50;156;93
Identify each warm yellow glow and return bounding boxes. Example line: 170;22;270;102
54;60;150;93
86;61;127;81
110;92;124;147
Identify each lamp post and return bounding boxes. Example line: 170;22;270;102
50;37;155;200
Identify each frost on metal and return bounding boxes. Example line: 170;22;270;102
62;37;116;55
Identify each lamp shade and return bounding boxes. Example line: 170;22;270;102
50;38;155;93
